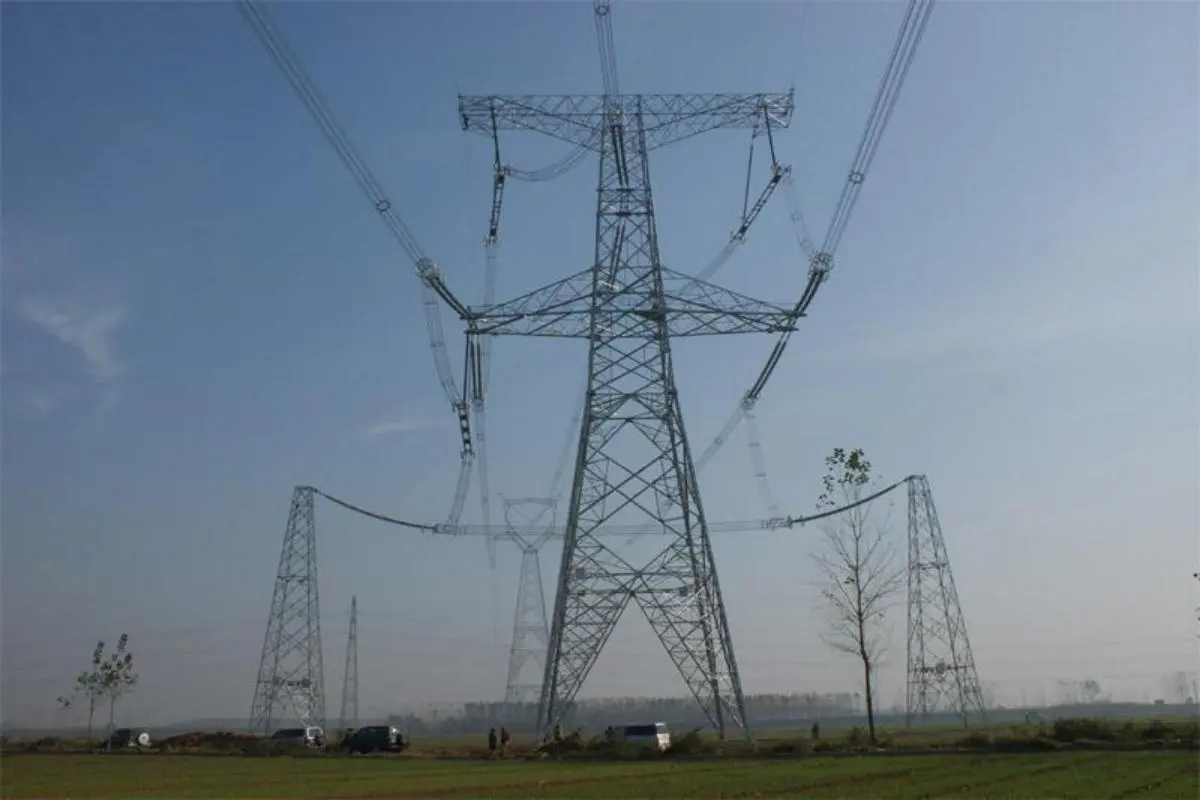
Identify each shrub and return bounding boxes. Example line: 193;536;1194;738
536;728;588;757
770;737;811;756
1072;738;1115;750
844;726;868;748
614;742;650;760
958;731;992;749
1051;718;1115;743
665;728;708;756
582;735;611;753
992;736;1063;753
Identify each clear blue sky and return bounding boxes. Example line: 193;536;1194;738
3;1;1197;728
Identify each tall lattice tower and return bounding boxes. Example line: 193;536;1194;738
249;486;326;733
500;498;555;715
906;475;986;726
338;595;359;735
459;26;797;741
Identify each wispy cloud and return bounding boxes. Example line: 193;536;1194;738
363;417;435;439
17;297;128;384
15;390;61;420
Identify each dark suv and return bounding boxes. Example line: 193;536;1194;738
341;725;408;754
105;728;151;749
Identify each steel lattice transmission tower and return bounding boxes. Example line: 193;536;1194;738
460;89;796;742
249;486;326;734
906;475;986;726
338;596;359;735
500;498;555;712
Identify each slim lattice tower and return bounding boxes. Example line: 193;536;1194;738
249;486;326;733
461;90;797;742
906;475;986;726
338;596;359;735
501;498;555;714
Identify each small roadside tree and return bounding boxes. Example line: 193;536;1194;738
811;447;903;744
96;633;138;748
73;641;108;739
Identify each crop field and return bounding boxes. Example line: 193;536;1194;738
3;751;1198;799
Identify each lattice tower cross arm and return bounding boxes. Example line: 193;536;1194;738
459;93;795;154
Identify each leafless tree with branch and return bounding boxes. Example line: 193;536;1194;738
811;447;903;744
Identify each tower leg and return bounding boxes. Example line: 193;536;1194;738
905;475;986;727
338;596;358;736
249;486;326;734
536;98;749;743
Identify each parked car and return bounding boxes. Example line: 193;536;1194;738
105;728;151;749
619;722;671;752
341;725;408;754
269;726;325;750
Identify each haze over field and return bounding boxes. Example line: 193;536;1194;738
2;1;1197;728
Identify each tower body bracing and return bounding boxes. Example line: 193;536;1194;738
501;498;555;713
249;486;326;734
537;98;746;743
338;596;359;735
905;475;986;727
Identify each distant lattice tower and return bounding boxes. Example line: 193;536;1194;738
500;498;556;716
249;486;326;733
906;475;986;726
338;595;359;735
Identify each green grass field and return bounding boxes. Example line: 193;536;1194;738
3;751;1197;799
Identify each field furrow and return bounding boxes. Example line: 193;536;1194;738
3;750;1198;799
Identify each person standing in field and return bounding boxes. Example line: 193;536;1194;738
499;726;511;755
487;727;497;758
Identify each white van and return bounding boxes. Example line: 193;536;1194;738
620;722;671;752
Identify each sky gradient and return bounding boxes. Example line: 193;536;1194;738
2;0;1198;728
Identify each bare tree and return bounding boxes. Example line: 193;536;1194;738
1079;679;1103;704
95;633;138;748
73;641;108;739
811;447;903;744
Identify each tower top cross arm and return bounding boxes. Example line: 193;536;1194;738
458;92;795;152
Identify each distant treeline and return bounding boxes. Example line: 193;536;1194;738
388;691;857;734
385;698;1198;737
7;698;1194;739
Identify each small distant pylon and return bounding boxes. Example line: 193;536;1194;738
905;475;986;727
249;486;326;734
338;596;359;736
501;498;554;717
